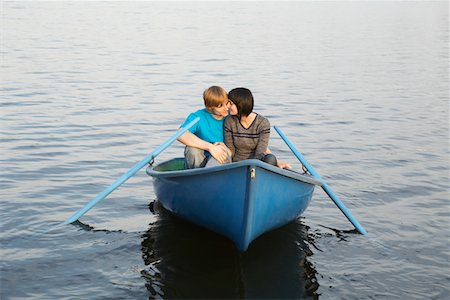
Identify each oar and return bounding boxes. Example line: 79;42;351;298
274;126;368;236
64;117;200;224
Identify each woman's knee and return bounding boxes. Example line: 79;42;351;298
262;154;277;166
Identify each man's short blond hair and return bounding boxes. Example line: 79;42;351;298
203;86;228;108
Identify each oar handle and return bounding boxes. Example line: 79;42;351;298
64;117;200;224
274;126;368;236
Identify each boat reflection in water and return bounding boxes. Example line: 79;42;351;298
141;201;319;299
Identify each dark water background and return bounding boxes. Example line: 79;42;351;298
1;2;449;299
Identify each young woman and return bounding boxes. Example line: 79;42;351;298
224;88;278;166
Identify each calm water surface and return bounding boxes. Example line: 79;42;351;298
1;2;449;299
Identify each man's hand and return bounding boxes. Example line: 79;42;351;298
214;142;232;156
208;143;230;164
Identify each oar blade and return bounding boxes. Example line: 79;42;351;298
64;117;200;224
274;126;368;236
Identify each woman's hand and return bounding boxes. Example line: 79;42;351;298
277;159;292;169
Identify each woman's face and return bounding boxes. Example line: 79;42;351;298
229;101;238;115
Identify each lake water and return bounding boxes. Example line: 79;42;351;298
1;1;449;299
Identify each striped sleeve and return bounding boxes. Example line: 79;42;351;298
223;116;235;158
254;116;271;160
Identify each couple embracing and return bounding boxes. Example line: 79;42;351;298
177;86;290;169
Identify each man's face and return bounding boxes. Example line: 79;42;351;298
210;99;232;118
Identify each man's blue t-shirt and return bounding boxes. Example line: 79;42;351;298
180;109;224;143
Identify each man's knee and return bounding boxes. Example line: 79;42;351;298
184;146;207;169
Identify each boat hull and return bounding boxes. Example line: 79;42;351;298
146;158;321;251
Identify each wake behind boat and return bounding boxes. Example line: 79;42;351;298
146;158;322;251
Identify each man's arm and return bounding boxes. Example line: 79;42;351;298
177;130;211;150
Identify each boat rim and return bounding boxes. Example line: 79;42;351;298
146;158;322;186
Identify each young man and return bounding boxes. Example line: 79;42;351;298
177;86;232;168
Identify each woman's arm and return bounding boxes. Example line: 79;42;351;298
254;117;271;160
223;117;235;158
259;117;292;169
265;147;292;169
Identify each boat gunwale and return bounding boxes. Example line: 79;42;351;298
146;158;322;186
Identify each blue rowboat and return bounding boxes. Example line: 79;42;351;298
146;158;322;251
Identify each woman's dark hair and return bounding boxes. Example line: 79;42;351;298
228;88;254;117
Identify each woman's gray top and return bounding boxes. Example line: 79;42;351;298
223;114;271;162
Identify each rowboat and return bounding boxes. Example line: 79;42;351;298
146;158;322;251
65;122;366;241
